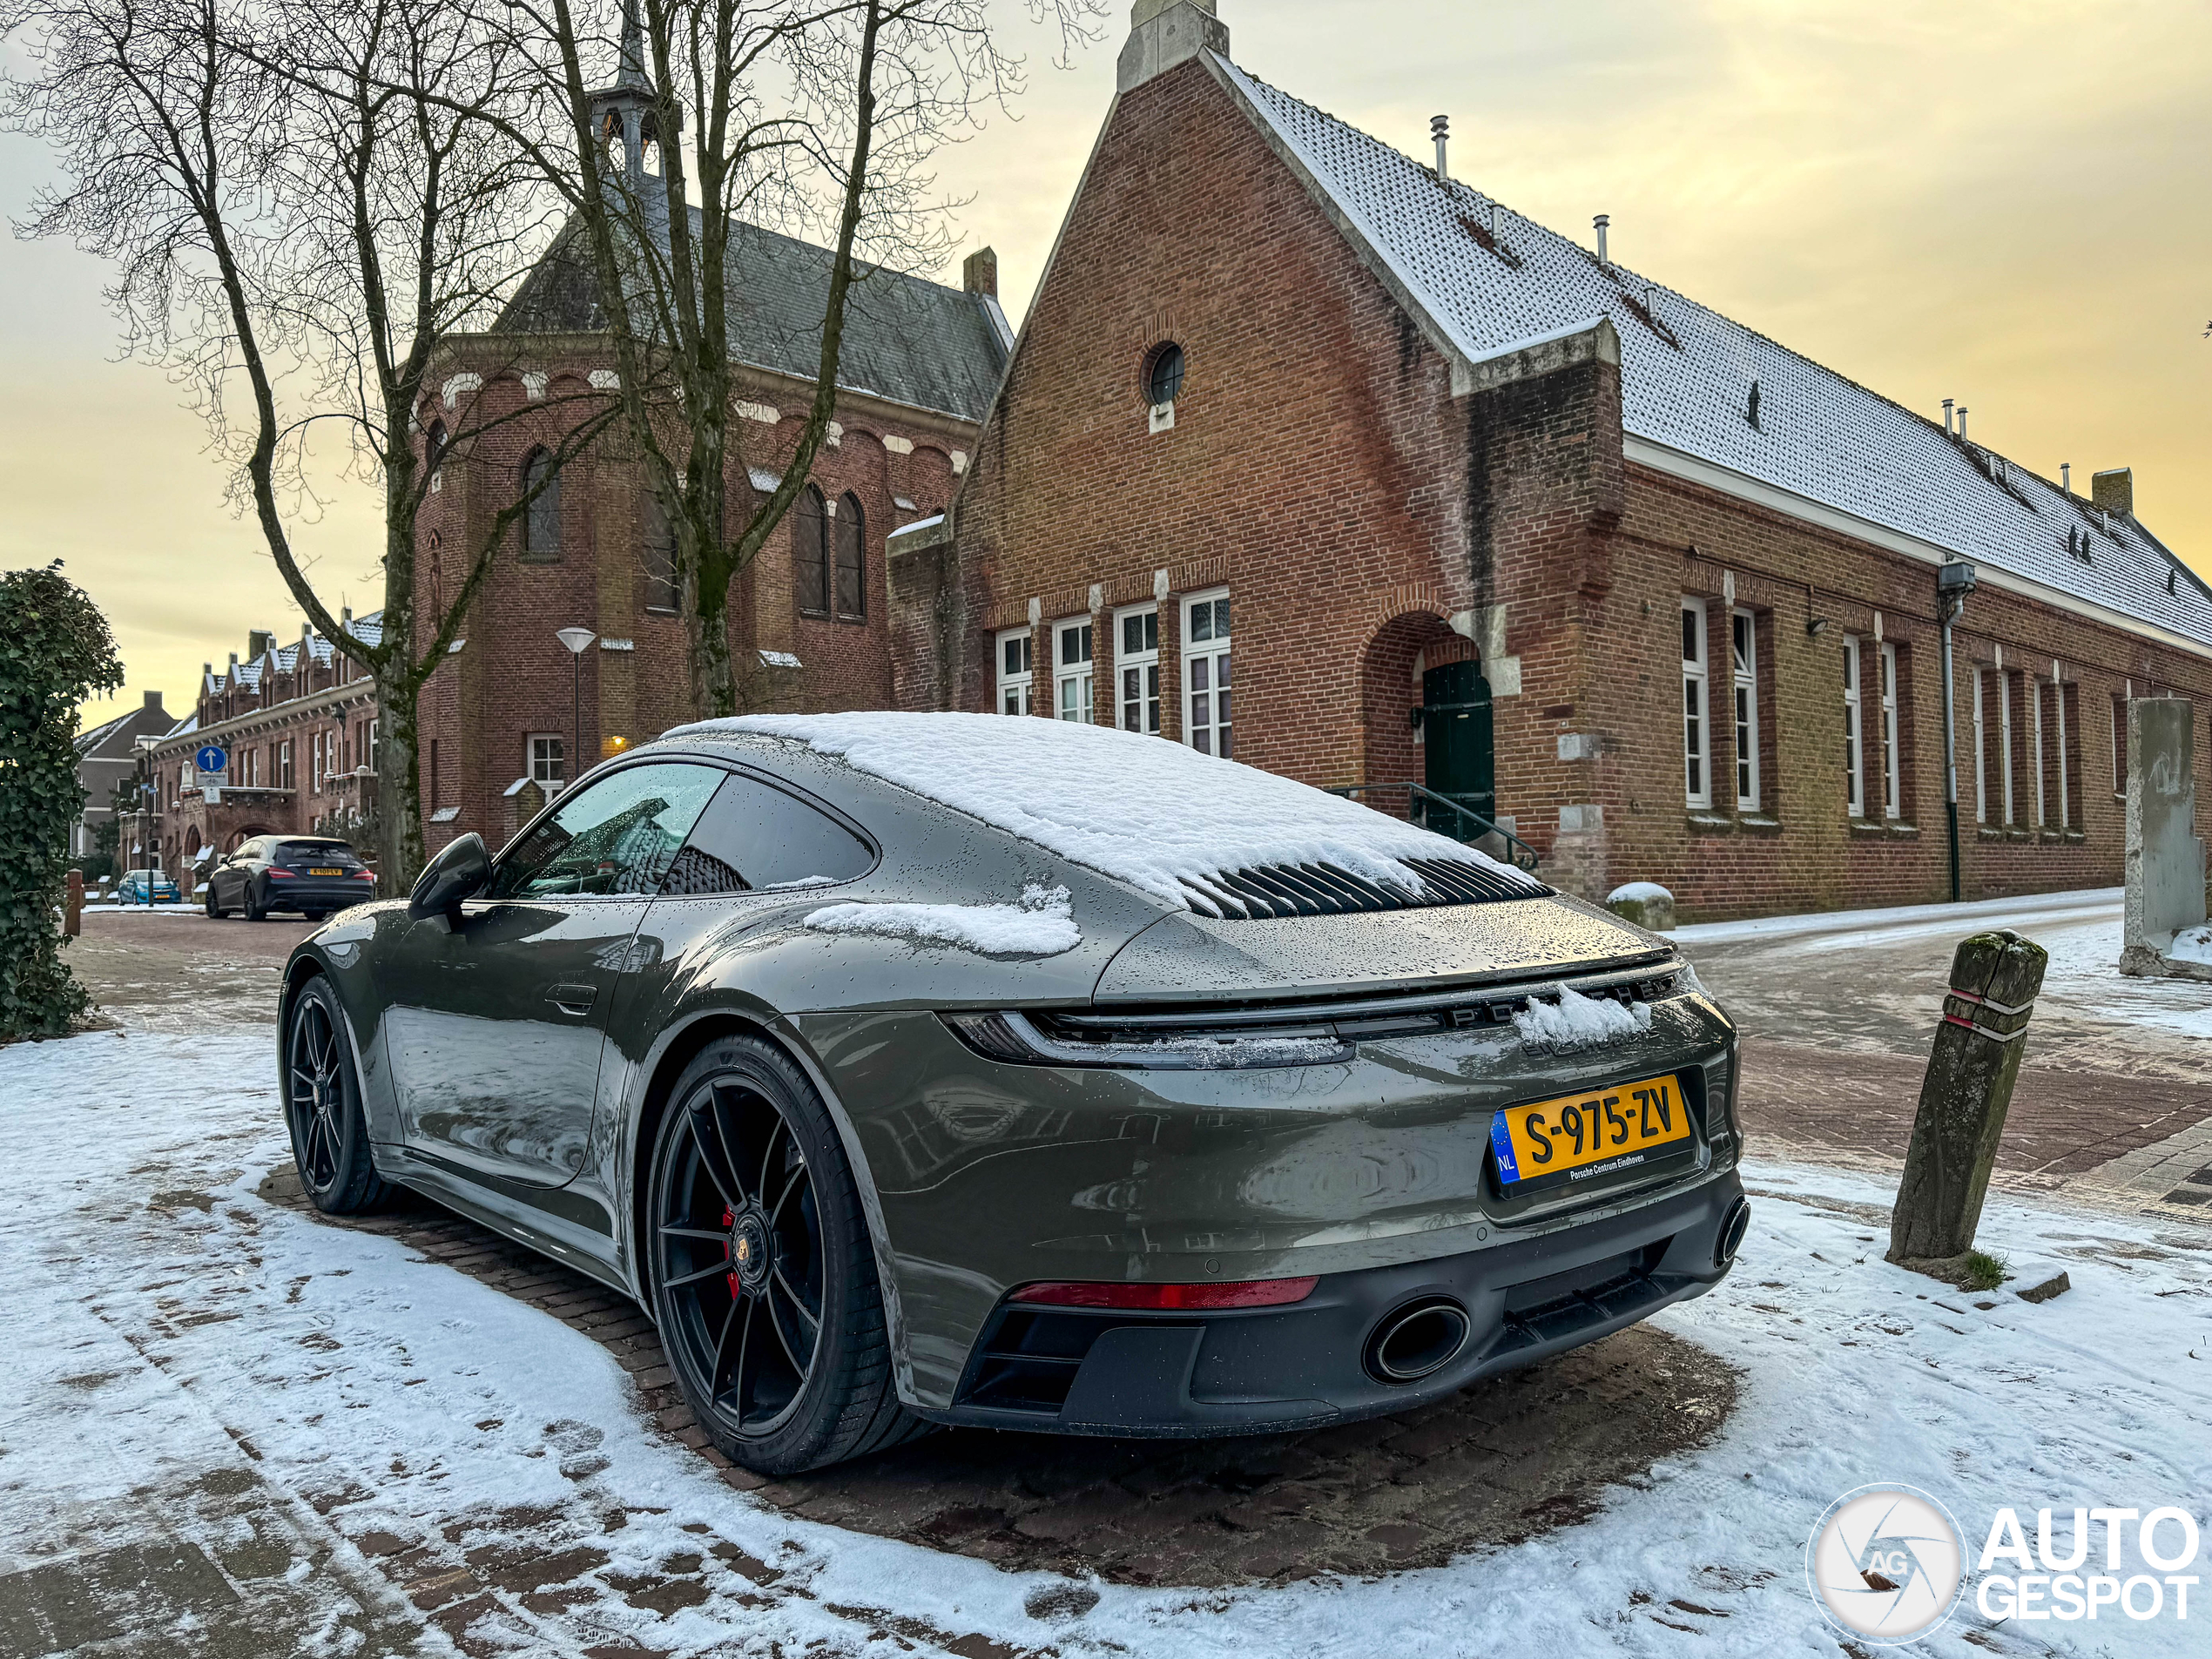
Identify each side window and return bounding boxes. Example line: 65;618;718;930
491;763;724;899
660;772;874;896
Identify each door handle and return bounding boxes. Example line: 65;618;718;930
547;983;599;1018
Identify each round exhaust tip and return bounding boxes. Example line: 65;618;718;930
1365;1298;1471;1385
1716;1197;1752;1269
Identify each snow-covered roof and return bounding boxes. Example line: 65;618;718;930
348;610;385;650
232;661;264;691
74;711;131;755
666;711;1541;911
1212;58;2209;650
163;713;199;739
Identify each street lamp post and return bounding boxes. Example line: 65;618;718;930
556;627;597;794
1937;560;1978;904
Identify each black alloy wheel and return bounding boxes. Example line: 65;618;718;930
284;977;390;1214
205;885;220;918
245;880;267;922
649;1036;927;1474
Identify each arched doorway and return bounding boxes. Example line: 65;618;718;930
1359;610;1491;833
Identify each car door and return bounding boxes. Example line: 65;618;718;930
219;840;257;909
379;761;725;1189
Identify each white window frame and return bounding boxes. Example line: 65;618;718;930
1999;670;2015;825
1681;598;1710;808
1844;637;1865;819
1731;607;1760;812
1115;603;1160;735
1971;667;1987;825
278;738;293;792
529;732;566;789
1054;618;1093;723
1879;641;1902;819
995;626;1033;717
2032;675;2047;828
1182;589;1231;758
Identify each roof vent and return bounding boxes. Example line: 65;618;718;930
1747;379;1762;430
1942;397;1954;435
1593;213;1610;265
1431;114;1449;180
1955;407;1968;442
2060;462;2072;494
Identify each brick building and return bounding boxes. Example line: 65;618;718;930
72;690;172;873
892;0;2212;919
143;617;386;884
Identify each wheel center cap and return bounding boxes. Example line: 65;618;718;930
728;1211;772;1292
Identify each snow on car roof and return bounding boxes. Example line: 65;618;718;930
666;711;1541;911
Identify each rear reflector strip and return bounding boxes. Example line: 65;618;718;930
1009;1277;1318;1311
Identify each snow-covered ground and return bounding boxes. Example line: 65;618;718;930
5;1023;2209;1656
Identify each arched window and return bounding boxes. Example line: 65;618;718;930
642;484;678;613
833;493;865;618
794;486;829;615
522;448;561;560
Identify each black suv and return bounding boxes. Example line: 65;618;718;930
206;836;377;921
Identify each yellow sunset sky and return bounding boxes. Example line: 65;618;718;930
8;0;2208;729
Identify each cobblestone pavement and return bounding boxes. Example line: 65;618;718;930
257;1164;1737;1594
67;909;313;1031
1678;889;2212;1217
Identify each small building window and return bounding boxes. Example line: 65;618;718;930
1055;619;1094;722
995;627;1033;716
1879;641;1903;819
1843;637;1864;819
1184;590;1231;757
1731;608;1759;812
833;492;865;619
529;733;566;787
425;420;448;472
1116;604;1160;735
1144;342;1185;408
2113;692;2129;796
1973;667;1989;825
279;739;294;792
642;485;678;613
522;448;562;560
794;486;830;615
1681;598;1710;809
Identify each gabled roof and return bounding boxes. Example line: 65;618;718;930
1210;57;2209;653
75;711;131;756
493;213;1008;424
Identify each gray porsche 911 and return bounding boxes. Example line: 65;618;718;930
280;713;1747;1474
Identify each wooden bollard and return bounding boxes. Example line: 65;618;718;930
1888;929;2048;1269
64;869;84;938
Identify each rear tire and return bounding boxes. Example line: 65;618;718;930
245;883;266;922
647;1035;930;1475
282;977;391;1214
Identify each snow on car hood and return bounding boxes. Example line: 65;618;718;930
664;711;1540;912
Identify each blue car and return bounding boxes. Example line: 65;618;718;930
118;868;181;905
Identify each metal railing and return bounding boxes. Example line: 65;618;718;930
1327;781;1541;873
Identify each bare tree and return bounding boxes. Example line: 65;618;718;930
488;0;1104;717
2;0;614;889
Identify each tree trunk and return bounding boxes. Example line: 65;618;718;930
376;448;426;897
1887;929;2049;1267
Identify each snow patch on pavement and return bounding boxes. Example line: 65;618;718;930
804;881;1081;956
7;1024;2211;1656
666;711;1541;910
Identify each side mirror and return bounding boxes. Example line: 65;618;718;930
408;833;491;926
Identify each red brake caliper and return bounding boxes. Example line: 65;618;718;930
723;1206;739;1297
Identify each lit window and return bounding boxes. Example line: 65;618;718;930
1732;609;1759;811
1183;590;1231;757
1681;598;1710;808
995;627;1033;717
529;733;565;787
1843;637;1864;819
1880;642;1902;819
1116;604;1160;735
1055;619;1093;723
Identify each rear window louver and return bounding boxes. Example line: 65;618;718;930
1179;857;1549;920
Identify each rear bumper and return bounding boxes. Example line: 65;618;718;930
921;1169;1744;1437
261;880;373;911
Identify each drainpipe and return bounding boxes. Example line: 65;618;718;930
1937;561;1978;902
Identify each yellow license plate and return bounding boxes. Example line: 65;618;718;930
309;868;342;876
1489;1073;1692;1192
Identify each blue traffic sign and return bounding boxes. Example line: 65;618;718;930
194;745;228;773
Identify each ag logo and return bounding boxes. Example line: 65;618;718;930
1807;1484;1966;1643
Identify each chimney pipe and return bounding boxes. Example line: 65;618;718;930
1431;115;1449;180
1594;213;1610;265
1956;407;1968;442
1942;397;1953;435
2060;462;2071;494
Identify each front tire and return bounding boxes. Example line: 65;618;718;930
648;1035;927;1475
284;977;391;1214
205;887;219;918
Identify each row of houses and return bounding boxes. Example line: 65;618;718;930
132;0;2210;920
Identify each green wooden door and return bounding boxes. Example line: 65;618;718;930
1422;660;1495;832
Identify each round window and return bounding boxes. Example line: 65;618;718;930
1144;342;1185;408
